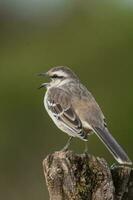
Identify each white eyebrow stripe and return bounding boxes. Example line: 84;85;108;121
53;71;67;77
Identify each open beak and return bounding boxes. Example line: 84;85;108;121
38;83;48;89
38;72;49;89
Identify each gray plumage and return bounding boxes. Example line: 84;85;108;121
39;66;132;165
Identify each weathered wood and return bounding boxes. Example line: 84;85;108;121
43;150;132;200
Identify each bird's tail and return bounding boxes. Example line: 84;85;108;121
92;126;132;165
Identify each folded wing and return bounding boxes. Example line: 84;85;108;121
47;87;87;140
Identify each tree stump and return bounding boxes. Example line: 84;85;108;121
43;150;133;200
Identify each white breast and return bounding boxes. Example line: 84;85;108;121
44;91;57;124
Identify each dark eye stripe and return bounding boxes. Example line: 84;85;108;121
51;74;58;78
51;74;63;79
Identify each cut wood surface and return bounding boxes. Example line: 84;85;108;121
43;151;133;200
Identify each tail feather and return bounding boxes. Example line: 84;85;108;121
92;126;132;165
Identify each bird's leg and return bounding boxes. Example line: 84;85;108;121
84;141;88;154
61;136;73;151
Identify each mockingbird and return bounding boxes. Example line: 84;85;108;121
39;66;132;165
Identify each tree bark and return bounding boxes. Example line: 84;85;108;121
43;150;133;200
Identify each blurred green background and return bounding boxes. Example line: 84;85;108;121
0;0;133;199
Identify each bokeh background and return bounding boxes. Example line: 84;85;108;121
0;0;133;199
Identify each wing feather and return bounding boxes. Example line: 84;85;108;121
47;87;87;140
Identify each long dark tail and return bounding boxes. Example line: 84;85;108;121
93;126;132;165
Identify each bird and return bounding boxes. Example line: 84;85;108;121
39;66;132;165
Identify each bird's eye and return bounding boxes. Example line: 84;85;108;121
51;74;58;79
51;74;63;79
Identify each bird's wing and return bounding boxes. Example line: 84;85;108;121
47;87;87;140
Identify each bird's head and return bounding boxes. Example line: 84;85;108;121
38;66;78;89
